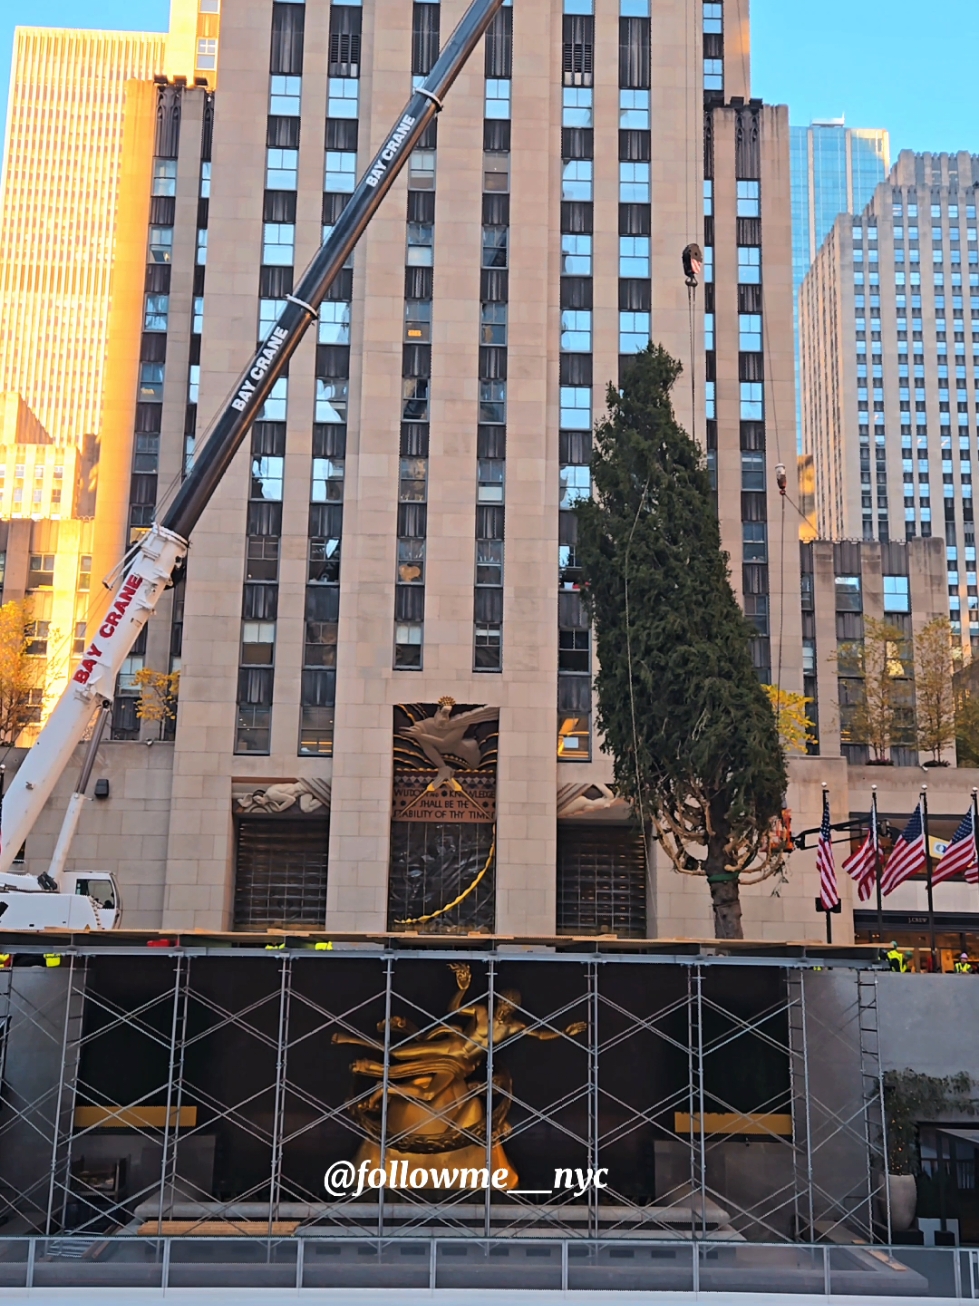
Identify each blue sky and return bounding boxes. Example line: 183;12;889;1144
1;0;978;158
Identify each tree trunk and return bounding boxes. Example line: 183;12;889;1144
707;876;743;939
705;831;743;939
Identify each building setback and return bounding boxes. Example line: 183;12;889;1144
800;150;979;658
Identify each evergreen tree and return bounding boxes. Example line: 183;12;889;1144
574;345;788;939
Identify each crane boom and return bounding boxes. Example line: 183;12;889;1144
0;0;504;877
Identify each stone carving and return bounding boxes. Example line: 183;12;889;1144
235;777;332;814
556;782;630;819
401;697;499;788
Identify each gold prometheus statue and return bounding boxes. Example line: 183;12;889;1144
333;963;587;1191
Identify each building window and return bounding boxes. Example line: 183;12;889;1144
257;377;288;423
196;37;218;70
259;299;287;341
737;180;760;217
270;74;302;115
560;463;591;509
479;302;506;345
409;149;436;190
619;235;649;277
562;159;593;201
619;161;649;203
560;309;592;352
835;575;862;612
263;222;295;265
479;380;506;425
560;386;591;429
485;78;511;118
739;314;762;350
316;379;348;424
325;151;357;193
27;554;55;588
327;76;358;118
703;58;723;91
883;574;911;613
196;229;208;265
737;246;761;284
267;148;299;189
144;294;169;331
401;378;429;423
405;299;433;342
319;301;350;345
139;362;165;402
740;449;765;490
619;311;650;354
407;222;435;266
739;382;764;422
743;522;767;561
562;86;593;128
151;158;177;197
148;226;173;263
25;621;50;657
561;233;592;275
618;88;649;129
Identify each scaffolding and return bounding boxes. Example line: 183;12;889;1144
0;941;889;1245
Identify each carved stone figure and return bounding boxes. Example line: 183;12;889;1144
401;697;498;788
235;777;332;814
556;782;629;818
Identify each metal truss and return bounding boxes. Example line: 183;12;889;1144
0;947;887;1245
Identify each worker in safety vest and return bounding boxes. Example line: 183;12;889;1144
886;942;909;972
954;953;973;974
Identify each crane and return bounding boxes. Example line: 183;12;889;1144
0;0;505;919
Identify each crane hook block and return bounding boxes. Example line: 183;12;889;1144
775;462;787;494
682;243;704;287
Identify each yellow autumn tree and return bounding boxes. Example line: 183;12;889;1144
133;668;180;737
914;616;955;764
0;600;47;745
762;685;817;755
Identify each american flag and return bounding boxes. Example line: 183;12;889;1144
816;792;840;910
843;800;879;902
932;807;979;886
880;803;927;896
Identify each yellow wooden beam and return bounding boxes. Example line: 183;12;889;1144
674;1111;792;1136
74;1105;198;1129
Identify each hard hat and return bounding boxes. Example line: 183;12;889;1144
890;941;898;949
961;953;969;960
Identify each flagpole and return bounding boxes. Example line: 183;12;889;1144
921;785;936;969
872;786;883;938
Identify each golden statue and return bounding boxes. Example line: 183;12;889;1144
333;963;587;1191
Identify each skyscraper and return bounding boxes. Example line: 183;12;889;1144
799;150;979;656
0;29;167;446
790;120;889;446
0;9;220;722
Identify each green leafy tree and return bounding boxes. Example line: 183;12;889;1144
573;345;788;940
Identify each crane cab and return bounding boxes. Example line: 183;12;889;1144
59;872;120;930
